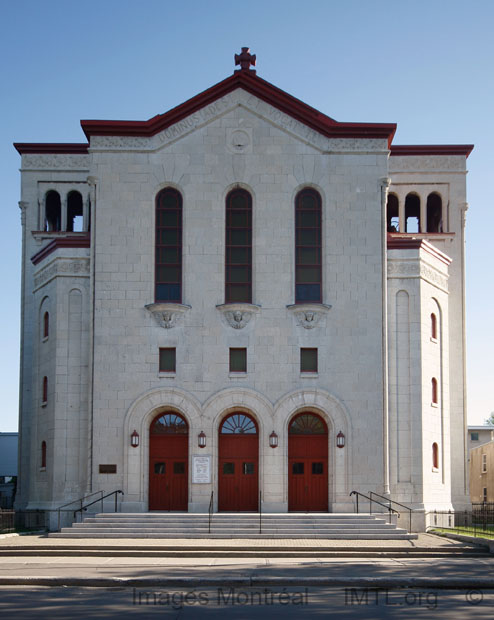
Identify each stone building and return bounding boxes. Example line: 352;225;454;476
470;441;494;503
14;51;473;529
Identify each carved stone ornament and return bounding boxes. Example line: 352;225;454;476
216;303;261;329
145;303;191;329
286;303;332;329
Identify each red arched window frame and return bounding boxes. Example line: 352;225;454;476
42;377;48;404
295;188;322;303
432;442;439;469
431;313;437;340
225;189;252;303
155;188;182;303
431;377;438;404
43;312;49;339
41;441;46;469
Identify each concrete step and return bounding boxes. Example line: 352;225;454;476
50;532;416;539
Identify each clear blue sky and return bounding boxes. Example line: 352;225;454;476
1;0;493;431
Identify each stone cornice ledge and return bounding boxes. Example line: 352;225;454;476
286;303;332;329
145;303;191;329
216;303;261;329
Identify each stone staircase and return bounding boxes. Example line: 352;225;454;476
50;512;417;539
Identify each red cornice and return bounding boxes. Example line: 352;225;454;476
81;72;397;146
31;236;90;265
14;143;89;155
390;145;473;158
387;234;452;265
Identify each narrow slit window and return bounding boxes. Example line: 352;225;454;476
43;312;49;339
42;376;48;404
295;188;322;303
387;193;399;232
225;189;252;303
41;441;46;469
155;188;182;303
432;443;439;469
431;377;438;404
431;313;437;340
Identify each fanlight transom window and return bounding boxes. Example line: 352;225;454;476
220;413;257;434
289;413;327;435
151;412;188;435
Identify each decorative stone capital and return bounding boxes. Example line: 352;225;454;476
286;303;332;329
216;303;261;329
18;201;28;227
145;303;191;329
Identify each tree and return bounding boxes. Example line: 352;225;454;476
485;412;494;426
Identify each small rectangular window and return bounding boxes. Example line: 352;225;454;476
230;348;247;373
483;487;488;502
292;462;304;475
173;462;185;474
223;462;235;475
159;348;176;373
312;462;323;475
301;348;318;373
243;462;254;475
482;454;487;473
471;432;479;441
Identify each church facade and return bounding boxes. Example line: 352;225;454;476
14;52;473;529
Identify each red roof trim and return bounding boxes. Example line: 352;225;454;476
14;143;89;155
390;145;473;158
387;234;452;265
81;72;397;146
31;236;90;265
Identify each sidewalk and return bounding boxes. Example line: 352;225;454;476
0;533;492;589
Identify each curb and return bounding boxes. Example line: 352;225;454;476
1;576;494;589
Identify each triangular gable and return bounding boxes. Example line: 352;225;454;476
80;71;397;146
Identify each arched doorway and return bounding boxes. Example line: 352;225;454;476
288;412;328;511
149;411;188;511
218;412;258;511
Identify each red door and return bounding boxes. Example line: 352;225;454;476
218;413;258;511
149;412;188;511
288;413;328;511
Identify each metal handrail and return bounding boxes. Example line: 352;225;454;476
349;491;398;524
370;491;414;533
259;490;262;534
73;490;124;521
57;490;104;531
208;491;214;534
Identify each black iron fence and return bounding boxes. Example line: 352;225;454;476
0;509;48;534
428;503;494;538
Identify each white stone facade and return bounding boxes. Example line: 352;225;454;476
14;67;472;529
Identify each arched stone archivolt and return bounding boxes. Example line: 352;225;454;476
123;387;202;506
273;389;353;508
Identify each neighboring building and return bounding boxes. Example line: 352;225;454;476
13;50;473;529
0;432;18;508
467;425;494;454
470;441;494;503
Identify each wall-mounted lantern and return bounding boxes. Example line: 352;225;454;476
336;431;345;448
269;430;278;448
130;430;140;448
198;431;206;448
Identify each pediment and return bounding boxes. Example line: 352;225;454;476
82;72;395;153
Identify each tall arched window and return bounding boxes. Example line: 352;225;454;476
45;191;61;232
387;193;399;232
43;312;49;339
431;313;437;340
295;188;322;303
42;377;48;403
405;193;420;233
432;442;439;469
431;377;438;404
225;189;252;303
67;191;83;232
155;188;182;303
426;193;442;233
41;441;46;469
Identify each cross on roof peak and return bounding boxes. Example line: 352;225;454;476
234;47;256;74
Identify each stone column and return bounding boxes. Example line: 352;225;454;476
380;178;391;496
61;195;67;232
